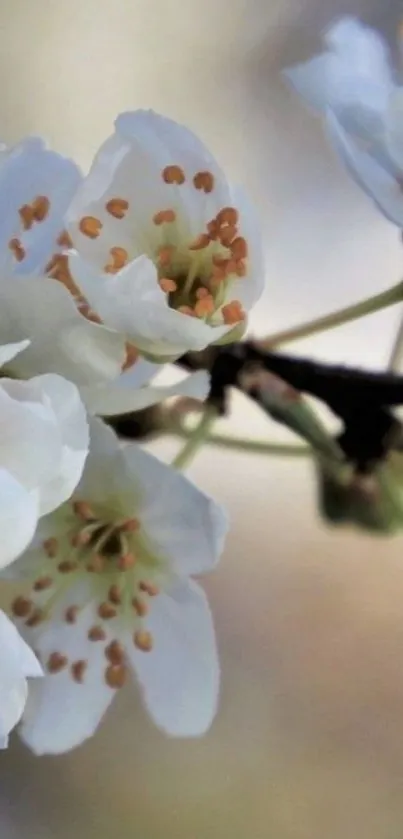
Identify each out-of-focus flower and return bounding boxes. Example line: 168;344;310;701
8;419;228;755
0;340;89;569
0;610;42;748
60;110;264;359
285;17;403;226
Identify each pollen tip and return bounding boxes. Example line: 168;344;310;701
71;660;87;683
134;629;153;652
47;652;68;673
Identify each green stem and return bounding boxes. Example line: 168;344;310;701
172;408;217;470
388;306;403;371
168;414;308;458
260;280;403;349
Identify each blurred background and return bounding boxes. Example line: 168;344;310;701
2;0;403;837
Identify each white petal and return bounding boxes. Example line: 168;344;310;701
326;110;403;226
19;598;116;755
83;369;209;416
121;443;228;576
127;577;219;736
324;17;391;90
0;274;126;385
67;110;231;266
69;252;229;357
0;339;30;368
0;137;81;276
385;88;403;171
0;379;64;505
26;374;89;513
74;417;122;505
285;17;391;117
0;470;39;569
0;611;42;678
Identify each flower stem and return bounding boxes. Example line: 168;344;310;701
172;408;217;470
168;413;308;458
388;306;403;371
260;281;403;349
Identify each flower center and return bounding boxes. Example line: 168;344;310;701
10;498;165;689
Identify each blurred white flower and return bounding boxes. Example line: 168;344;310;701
0;610;42;748
285;17;403;226
8;419;228;755
0;136;126;386
0;340;89;569
63;110;264;359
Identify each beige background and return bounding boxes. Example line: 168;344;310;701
2;0;403;837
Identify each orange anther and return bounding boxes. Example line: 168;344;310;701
26;608;45;628
193;171;214;193
43;537;59;557
33;577;53;592
218;226;237;247
65;605;79;624
79;216;102;239
132;597;149;617
108;584;122;606
153;209;176;225
162;165;185;185
71;660;87;683
119;518;140;533
88;625;106;642
117;552;136;571
105;663;127;688
105;640;125;665
98;602;117;620
32;195;50;222
18;204;34;230
194;294;215;318
8;238;25;261
139;581;160;597
58;560;78;574
57;229;73;248
47;652;68;673
230;236;248;260
222;300;246;325
106;198;129;219
11;596;32;618
158;246;174;267
73;501;95;520
134;630;153;652
217;207;239;226
159;277;177;293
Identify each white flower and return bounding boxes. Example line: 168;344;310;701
63;110;264;359
0;340;89;569
0;610;42;748
285;17;403;226
0;135;126;386
7;419;228;755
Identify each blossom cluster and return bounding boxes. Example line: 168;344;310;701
0;110;267;753
3;15;403;755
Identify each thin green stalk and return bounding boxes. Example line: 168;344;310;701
261;280;403;349
172;408;217;470
388;305;403;371
168;414;309;458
